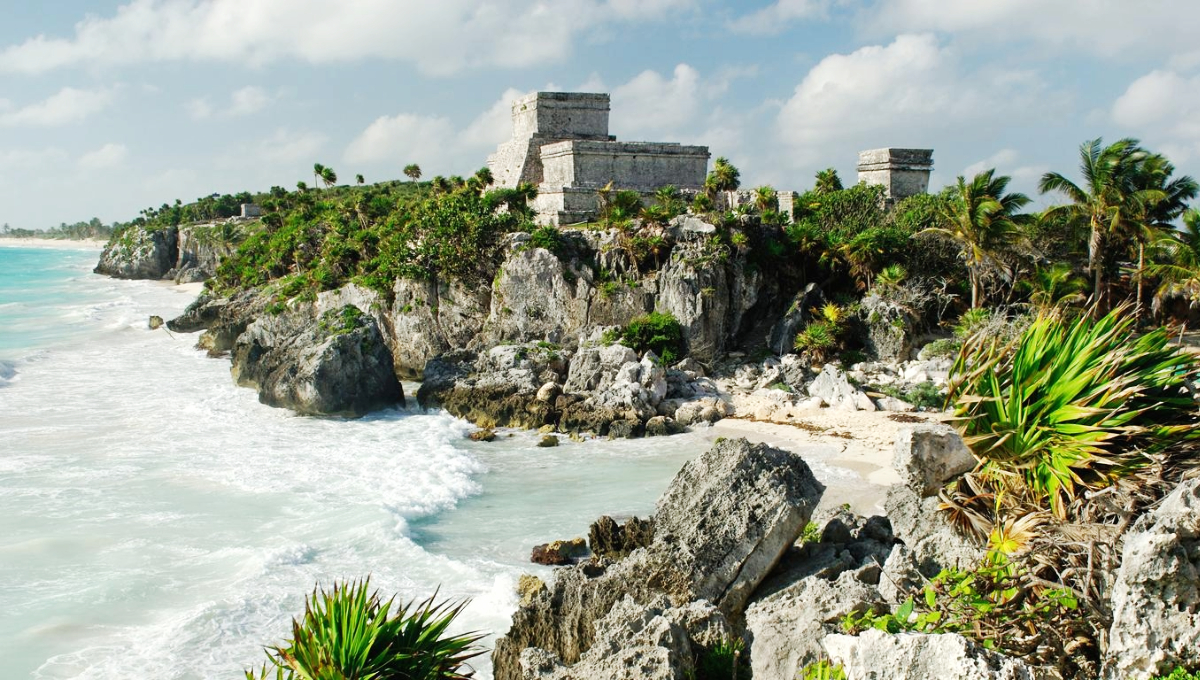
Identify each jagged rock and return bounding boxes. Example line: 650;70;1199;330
673;397;733;426
230;289;403;416
672;357;707;377
893;424;975;497
589;516;655;560
531;538;588;566
416;342;564;430
746;568;885;679
95;225;179;279
148;315;164;330
824;629;1036;679
779;353;812;390
860;294;916;363
389;278;490;379
492;438;824;680
807;364;876;411
878;544;924;605
537;382;562;403
874;395;915;412
1103;478;1200;679
487;244;591;347
565;344;638;394
538;434;560;447
768;284;824;355
885;484;983;576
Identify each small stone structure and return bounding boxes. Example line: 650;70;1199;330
487;92;710;225
240;203;262;218
857;149;934;202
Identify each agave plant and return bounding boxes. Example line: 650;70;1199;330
946;305;1200;518
247;579;483;680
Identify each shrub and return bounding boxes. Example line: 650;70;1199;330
245;579;483;680
611;312;685;364
920;338;961;359
528;224;563;255
800;659;846;680
693;636;746;680
794;303;849;364
947;305;1200;518
318;305;365;335
1153;669;1200;680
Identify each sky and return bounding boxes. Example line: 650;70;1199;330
2;0;1200;229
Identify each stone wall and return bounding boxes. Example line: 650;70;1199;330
857;148;934;202
540;140;709;191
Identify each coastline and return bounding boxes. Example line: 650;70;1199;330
0;237;107;250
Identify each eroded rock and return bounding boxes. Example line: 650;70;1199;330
824;629;1036;680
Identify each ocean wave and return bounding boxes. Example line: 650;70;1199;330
0;359;16;386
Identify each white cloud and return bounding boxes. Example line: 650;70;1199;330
0;0;698;76
187;86;273;120
776;34;1053;163
1112;69;1200;162
0;147;69;172
962;148;1046;186
864;0;1200;61
344;113;457;166
730;0;831;35
254;129;327;165
612;64;702;137
0;87;114;127
78;143;129;170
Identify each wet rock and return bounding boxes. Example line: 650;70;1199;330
468;429;496;442
538;434;560;448
824;629;1036;680
644;416;683;437
148;315;164;330
893;424;976;497
1104;478;1200;679
95;225;178;279
531;538;589;566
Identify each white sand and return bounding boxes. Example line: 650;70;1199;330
703;409;950;515
0;237;107;250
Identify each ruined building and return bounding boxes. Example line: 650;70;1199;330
856;148;934;202
487;92;711;225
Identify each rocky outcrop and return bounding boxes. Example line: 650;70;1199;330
171;222;242;283
824;629;1037;680
95;225;178;279
892;423;976;497
808;364;876;411
885;484;983;576
492;438;824;680
767;283;823;355
859;293;917;362
531;538;588;566
388;278;490;379
416;343;565;431
589;516;654;560
230;286;403;416
1104;478;1200;679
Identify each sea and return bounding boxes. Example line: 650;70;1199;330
0;244;712;679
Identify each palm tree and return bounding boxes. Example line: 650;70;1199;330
814;168;843;195
1148;208;1200;311
1128;153;1198;317
313;163;326;189
404;164;422;182
474;166;494;187
1039;138;1165;313
355;174;365;185
921;169;1031;308
320;166;337;188
704;157;740;201
753;185;778;214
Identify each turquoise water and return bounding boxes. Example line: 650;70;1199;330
0;245;708;679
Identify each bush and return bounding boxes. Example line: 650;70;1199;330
947;305;1200;517
528;224;563;255
693;636;747;680
246;579;482;680
608;312;685;364
794;303;849;364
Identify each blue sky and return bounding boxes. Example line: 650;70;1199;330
2;0;1199;229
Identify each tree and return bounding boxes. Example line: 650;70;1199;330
320;166;337;188
313;163;326;189
356;173;365;185
474;166;494;187
1148;208;1200;312
404;164;422;182
753;185;778;214
814;168;843;195
1039;138;1166;313
921;169;1031;308
704;157;740;199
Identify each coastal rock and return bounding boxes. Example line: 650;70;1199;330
823;629;1037;680
95;225;178;279
564;344;638;394
893;424;975;497
148;315;164;330
1103;478;1200;679
885;484;983;576
644;416;682;437
389;278;490;379
172;221;242;283
531;538;589;566
589;516;655;559
672;397;733;426
807;364;876;411
416;342;564;430
492;438;824;680
859;294;916;362
230;287;403;416
487;243;591;347
537;434;560;447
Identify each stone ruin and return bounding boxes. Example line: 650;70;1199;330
487;92;711;225
856;148;934;202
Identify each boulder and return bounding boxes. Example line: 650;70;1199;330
893;424;975;497
531;538;589;566
644;416;683;437
673;397;733;426
492;438;824;680
538;434;560;448
148;315;164;330
1103;478;1200;679
823;629;1036;680
230;290;403;416
807;364;876;411
565;344;638;394
885;484;984;577
859;294;916;362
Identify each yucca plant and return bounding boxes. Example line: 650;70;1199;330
946;305;1200;518
246;579;483;680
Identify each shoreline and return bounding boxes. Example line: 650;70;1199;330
0;237;107;250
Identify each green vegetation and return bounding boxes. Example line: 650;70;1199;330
691;636;747;680
1153;669;1200;680
245;579;482;680
799;521;822;544
946;306;1200;518
604;311;685;364
800;659;846;680
318;305;365;335
794;303;849;364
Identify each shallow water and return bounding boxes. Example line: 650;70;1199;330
0;245;715;678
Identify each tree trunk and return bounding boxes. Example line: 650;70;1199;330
1089;221;1106;315
1136;241;1145;321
